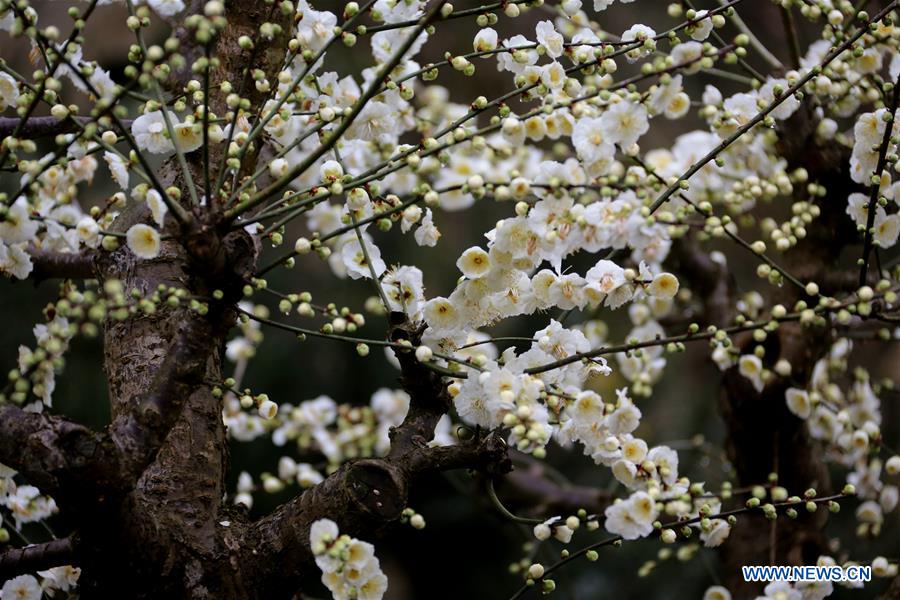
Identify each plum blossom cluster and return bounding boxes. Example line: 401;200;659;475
602;491;659;541
0;3;136;278
533;477;736;548
309;518;388;600
0;7;213;270
422;226;679;339
225;388;453;508
225;383;416;452
441;316;685;474
847;107;900;250
13;316;74;410
0;465;80;599
781;338;899;536
0;464;57;529
0;144;105;279
0;568;80;600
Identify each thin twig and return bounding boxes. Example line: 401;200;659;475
859;72;900;286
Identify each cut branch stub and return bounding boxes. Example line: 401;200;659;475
344;460;408;521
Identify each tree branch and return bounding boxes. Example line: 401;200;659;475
27;247;96;282
0;116;131;139
0;405;120;503
498;460;611;518
0;537;78;581
859;72;900;286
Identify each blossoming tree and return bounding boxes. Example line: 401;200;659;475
0;0;899;597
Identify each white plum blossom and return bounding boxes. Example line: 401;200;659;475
703;586;732;600
76;216;100;248
413;208;440;246
573;117;614;164
604;491;658;540
456;246;491;279
171;121;203;153
600;99;650;149
37;565;81;595
0;198;39;244
689;10;713;41
473;28;498;54
145;190;169;228
340;235;386;280
297;6;337;53
535;21;564;59
126;224;162;259
874;211;900;249
541;61;567;91
786;388;812;419
0;71;19;111
104;152;129;190
381;265;425;317
0;243;33;280
0;575;41;600
132;111;178;155
738;354;765;393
